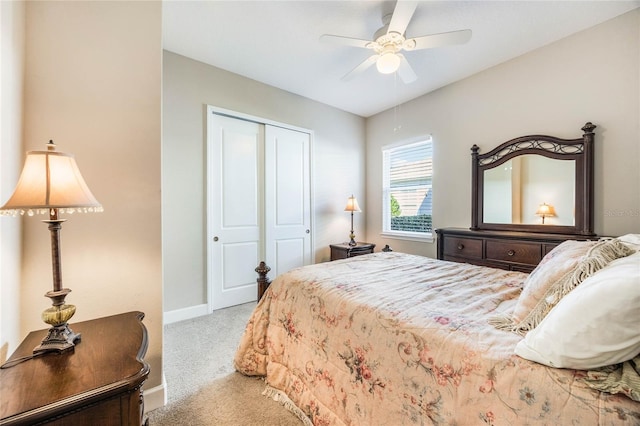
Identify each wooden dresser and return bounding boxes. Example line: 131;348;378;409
0;311;149;426
436;228;596;273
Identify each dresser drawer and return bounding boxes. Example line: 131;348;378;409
485;240;542;266
443;237;483;259
436;228;598;272
543;243;560;256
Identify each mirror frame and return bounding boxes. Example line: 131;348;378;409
471;122;596;235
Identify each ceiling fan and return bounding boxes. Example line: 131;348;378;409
320;0;472;83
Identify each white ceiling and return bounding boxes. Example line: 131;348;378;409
163;1;639;117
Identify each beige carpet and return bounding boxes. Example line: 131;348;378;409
146;302;303;425
148;372;301;425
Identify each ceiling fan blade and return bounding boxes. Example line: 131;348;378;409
320;34;372;49
388;0;418;35
397;55;417;84
342;55;379;81
406;29;472;50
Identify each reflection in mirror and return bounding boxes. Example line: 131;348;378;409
483;155;575;226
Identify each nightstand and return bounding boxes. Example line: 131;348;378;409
0;311;150;426
330;242;376;260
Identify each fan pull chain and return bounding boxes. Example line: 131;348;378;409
393;72;402;133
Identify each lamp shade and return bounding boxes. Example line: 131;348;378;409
344;195;361;212
535;203;556;217
0;142;102;216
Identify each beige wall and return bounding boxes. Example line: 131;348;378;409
0;0;25;362
366;9;640;258
163;51;366;312
19;0;164;399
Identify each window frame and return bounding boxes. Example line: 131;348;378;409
381;136;434;243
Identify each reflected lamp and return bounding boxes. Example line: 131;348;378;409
535;202;556;224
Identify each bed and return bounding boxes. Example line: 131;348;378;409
235;242;640;425
234;123;640;425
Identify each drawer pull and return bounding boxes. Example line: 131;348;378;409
457;244;464;250
507;249;515;256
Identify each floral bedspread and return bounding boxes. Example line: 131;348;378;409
234;252;640;425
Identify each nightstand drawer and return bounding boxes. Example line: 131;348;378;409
485;240;542;265
330;243;376;260
349;247;374;257
443;237;483;259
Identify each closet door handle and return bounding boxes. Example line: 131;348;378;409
213;236;219;242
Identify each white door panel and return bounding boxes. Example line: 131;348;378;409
265;125;311;278
275;239;305;274
208;114;262;310
222;134;259;227
223;242;259;287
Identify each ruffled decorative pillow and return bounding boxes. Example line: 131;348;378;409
490;238;634;335
619;233;640;252
515;251;640;369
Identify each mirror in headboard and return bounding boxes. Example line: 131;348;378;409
471;122;596;236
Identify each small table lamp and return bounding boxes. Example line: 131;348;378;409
0;140;102;354
344;195;361;247
535;202;556;224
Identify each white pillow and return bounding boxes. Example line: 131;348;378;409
515;251;640;369
618;233;640;252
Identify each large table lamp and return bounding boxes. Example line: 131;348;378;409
0;140;102;354
344;195;361;247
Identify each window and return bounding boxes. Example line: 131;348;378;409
382;137;433;240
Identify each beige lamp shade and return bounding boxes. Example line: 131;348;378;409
535;203;556;217
535;202;556;224
344;195;361;212
0;142;102;216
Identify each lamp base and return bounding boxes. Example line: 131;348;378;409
34;302;81;354
34;323;81;354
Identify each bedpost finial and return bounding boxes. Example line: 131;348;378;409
582;122;596;134
256;261;272;301
471;144;480;155
255;261;271;276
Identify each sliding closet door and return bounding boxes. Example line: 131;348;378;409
208;114;263;310
264;125;312;278
207;109;313;310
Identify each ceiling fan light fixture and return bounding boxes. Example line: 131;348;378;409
376;51;401;74
323;1;472;83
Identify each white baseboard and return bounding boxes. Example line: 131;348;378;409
144;374;167;412
163;303;209;325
